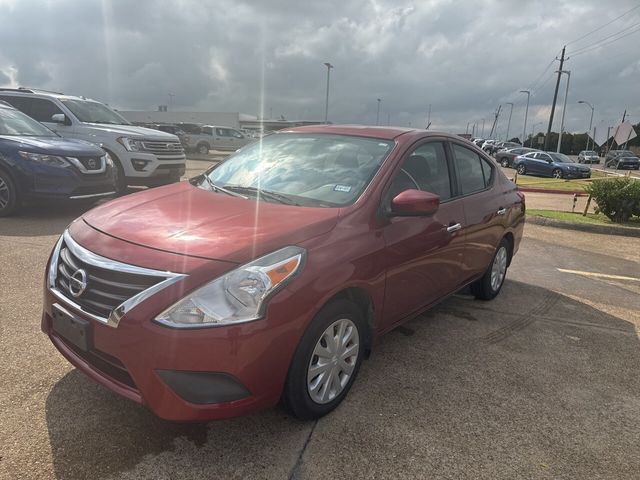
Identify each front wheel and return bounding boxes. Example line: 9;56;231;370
552;169;563;179
197;143;210;155
0;170;20;217
472;239;510;300
282;300;365;420
516;164;526;175
500;158;509;168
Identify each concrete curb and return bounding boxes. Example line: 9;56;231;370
527;214;640;237
517;187;587;195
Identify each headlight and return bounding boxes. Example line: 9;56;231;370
18;151;71;167
116;137;145;152
155;246;305;328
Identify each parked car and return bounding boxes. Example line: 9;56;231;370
182;125;253;154
513;151;591;179
577;150;600;164
604;150;639;169
472;138;485;147
42;126;525;421
496;147;538;168
481;139;496;152
0;88;186;192
493;141;521;154
606;154;640;170
0;101;115;216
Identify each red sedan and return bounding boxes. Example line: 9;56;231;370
42;126;525;421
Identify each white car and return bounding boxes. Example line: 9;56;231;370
0;88;186;191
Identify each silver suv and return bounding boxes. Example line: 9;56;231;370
0;88;186;191
183;125;253;154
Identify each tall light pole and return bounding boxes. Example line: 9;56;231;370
376;98;381;126
323;62;333;124
520;90;530;146
505;102;514;142
556;70;571;153
578;100;594;151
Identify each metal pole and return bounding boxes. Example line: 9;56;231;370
544;46;565;151
427;104;431;126
376;98;381;126
520;90;530;146
588;107;594;150
466;122;470;134
557;70;570;153
323;62;333;124
505;102;514;141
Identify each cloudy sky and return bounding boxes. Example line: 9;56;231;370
0;0;638;141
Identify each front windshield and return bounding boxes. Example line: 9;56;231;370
205;133;394;207
549;153;573;163
0;107;57;137
61;99;130;125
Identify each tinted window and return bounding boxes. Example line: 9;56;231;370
216;128;226;136
202;126;214;135
0;95;32;113
0;106;57;136
388;142;451;201
29;98;64;122
452;144;486;195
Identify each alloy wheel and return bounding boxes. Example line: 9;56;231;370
307;318;359;404
490;246;508;292
0;176;9;211
517;165;526;174
552;169;563;179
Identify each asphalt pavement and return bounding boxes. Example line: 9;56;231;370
1;165;639;479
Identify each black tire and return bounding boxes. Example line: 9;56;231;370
0;169;20;217
282;299;365;420
500;158;509;168
197;143;210;155
105;150;128;195
552;168;563;179
516;164;526;175
472;238;510;301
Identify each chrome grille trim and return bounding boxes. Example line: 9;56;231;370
140;140;184;155
48;230;186;328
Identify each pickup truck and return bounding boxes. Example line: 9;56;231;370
183;125;253;154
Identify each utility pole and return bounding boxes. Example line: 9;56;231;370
505;102;514;142
489;105;501;138
556;70;570;153
323;62;333;124
376;98;381;126
544;45;566;151
520;90;530;146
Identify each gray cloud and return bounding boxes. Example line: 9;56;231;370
0;0;638;139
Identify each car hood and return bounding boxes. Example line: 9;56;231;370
0;135;104;155
83;123;179;141
82;182;340;264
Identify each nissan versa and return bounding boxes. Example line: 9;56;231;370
42;126;525;421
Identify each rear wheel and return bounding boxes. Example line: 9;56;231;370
282;299;365;420
500;158;509;168
197;143;210;155
552;168;563;179
0;170;19;217
473;238;510;300
105;150;128;195
516;164;526;175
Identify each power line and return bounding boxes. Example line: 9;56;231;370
565;4;640;46
527;54;559;92
569;21;640;55
570;24;640;57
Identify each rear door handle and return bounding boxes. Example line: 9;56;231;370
447;223;462;233
497;208;507;215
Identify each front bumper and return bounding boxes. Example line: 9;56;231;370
41;228;309;421
21;163;116;201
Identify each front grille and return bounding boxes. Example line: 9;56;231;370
55;240;165;319
141;140;185;156
77;156;103;171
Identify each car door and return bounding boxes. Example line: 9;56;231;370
214;127;231;149
527;152;545;174
381;140;466;329
450;142;506;279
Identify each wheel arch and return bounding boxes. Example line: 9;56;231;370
322;287;375;356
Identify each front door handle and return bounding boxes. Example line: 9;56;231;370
497;208;507;215
447;223;462;233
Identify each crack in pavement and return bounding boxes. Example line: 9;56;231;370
288;420;318;480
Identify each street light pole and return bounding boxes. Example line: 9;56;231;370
323;62;333;124
505;102;514;141
520;90;530;146
578;100;594;151
556;70;571;153
376;98;381;126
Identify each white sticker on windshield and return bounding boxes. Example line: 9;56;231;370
334;184;352;193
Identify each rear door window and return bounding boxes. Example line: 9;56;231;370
29;98;64;123
452;144;490;195
0;95;32;114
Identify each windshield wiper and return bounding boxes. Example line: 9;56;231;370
223;185;300;205
201;175;248;199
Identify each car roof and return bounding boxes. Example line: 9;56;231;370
281;124;457;141
0;88;99;103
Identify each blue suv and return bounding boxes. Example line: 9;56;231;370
0;101;115;216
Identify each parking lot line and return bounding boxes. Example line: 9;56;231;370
557;268;640;282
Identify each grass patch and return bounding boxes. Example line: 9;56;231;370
527;209;640;228
513;170;607;192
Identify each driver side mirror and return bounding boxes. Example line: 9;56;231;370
51;113;71;126
390;189;440;217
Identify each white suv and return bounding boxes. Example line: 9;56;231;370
0;88;186;191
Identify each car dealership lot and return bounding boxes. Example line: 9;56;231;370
1;163;639;479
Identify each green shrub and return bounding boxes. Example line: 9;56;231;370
585;177;640;223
